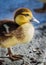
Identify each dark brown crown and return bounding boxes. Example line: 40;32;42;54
14;8;31;20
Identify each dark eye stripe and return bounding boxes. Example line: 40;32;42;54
24;14;29;16
21;14;29;16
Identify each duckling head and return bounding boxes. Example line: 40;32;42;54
14;8;39;25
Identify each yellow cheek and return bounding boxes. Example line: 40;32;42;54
15;15;29;25
27;16;31;20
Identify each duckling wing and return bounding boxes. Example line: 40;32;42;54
0;21;19;36
0;21;20;48
0;22;26;48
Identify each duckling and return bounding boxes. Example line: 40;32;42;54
34;0;46;13
0;8;39;61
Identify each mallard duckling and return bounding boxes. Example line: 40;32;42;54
0;8;39;61
34;0;46;13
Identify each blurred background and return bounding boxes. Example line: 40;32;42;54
0;0;46;65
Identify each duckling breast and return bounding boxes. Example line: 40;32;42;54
21;23;35;43
14;23;34;44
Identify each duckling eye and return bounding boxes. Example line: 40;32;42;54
25;14;29;16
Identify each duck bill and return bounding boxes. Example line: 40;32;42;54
32;16;40;23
